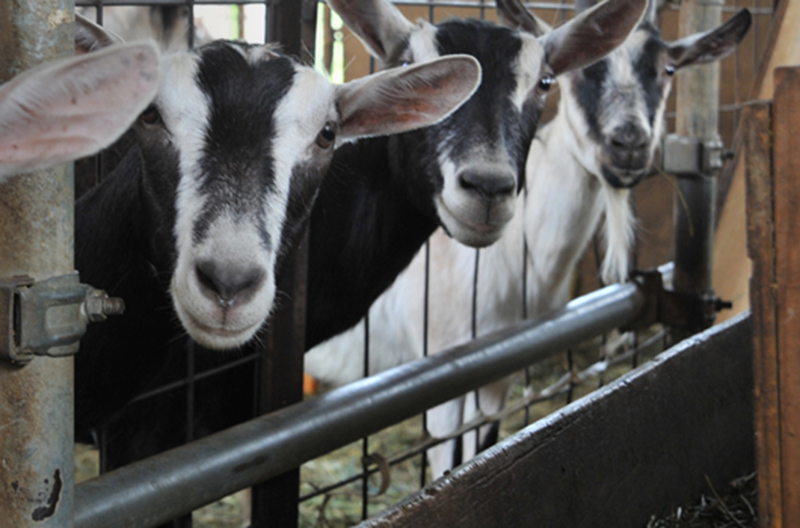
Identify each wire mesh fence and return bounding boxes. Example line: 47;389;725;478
63;1;775;527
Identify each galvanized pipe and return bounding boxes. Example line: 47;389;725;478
75;282;646;528
673;0;722;296
0;2;75;527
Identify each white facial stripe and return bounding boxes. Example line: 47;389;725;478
600;35;653;138
160;51;212;274
511;35;546;111
266;65;337;261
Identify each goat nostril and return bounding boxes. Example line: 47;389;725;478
196;262;218;295
195;260;265;305
458;172;516;199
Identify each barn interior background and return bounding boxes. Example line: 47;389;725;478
0;1;794;527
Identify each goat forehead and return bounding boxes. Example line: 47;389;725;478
423;21;531;158
573;28;667;136
434;19;523;90
196;42;297;153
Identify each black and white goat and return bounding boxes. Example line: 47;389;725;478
72;18;482;439
0;42;159;183
83;0;647;483
306;0;752;479
304;0;648;348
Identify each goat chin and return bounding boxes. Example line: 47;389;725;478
170;281;274;350
435;198;513;248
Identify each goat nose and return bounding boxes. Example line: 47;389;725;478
195;260;265;307
458;169;516;200
609;123;648;152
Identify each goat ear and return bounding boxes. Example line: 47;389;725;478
495;0;549;37
540;0;646;76
75;13;125;54
667;9;751;69
327;0;415;64
335;55;481;140
0;43;160;183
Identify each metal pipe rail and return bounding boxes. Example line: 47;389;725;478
75;280;647;528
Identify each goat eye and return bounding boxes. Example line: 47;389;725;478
316;123;336;149
665;64;676;76
538;75;555;92
140;105;162;126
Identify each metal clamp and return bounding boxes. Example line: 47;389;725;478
662;133;730;176
625;268;732;333
0;272;124;365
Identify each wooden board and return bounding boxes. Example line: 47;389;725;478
771;66;800;528
361;314;754;528
744;101;779;527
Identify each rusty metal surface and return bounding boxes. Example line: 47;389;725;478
0;2;75;527
771;66;800;528
360;313;754;528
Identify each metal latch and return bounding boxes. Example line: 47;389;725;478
0;272;124;365
626;269;732;333
662;133;733;176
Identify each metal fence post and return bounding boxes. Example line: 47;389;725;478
671;0;724;340
250;2;316;527
0;2;75;526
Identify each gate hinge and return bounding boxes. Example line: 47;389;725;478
625;269;732;333
0;272;124;365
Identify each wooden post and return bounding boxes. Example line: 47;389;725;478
747;66;800;528
744;100;779;527
772;66;800;528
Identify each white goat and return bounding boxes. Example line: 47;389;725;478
305;0;752;479
0;42;159;183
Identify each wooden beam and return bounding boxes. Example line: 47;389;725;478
744;100;779;527
772;66;800;528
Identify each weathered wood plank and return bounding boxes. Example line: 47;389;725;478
744;101;780;528
361;315;754;528
772;66;800;528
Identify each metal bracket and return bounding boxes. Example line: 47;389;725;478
662;133;730;176
0;272;124;365
625;269;732;333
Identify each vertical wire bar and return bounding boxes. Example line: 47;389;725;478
420;2;435;490
186;343;195;443
630;186;640;369
188;0;195;49
361;313;370;520
522;191;531;426
470;248;480;456
566;349;575;403
420;239;431;488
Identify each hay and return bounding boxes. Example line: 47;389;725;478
647;473;758;528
